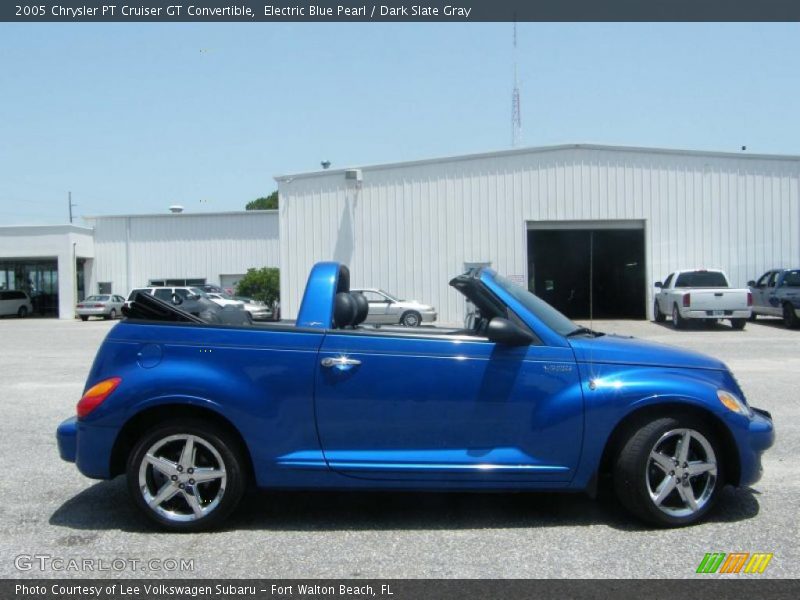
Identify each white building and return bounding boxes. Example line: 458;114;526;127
3;144;799;322
0;211;279;318
277;144;800;324
87;210;280;297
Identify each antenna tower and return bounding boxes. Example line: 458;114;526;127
511;18;522;147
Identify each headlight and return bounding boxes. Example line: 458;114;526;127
717;389;753;417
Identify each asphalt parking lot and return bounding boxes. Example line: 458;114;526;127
0;317;797;579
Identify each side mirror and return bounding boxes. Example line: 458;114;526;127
654;281;663;289
486;317;534;346
747;280;756;287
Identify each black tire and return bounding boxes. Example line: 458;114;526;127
748;312;758;322
400;311;422;327
80;316;88;321
653;301;666;323
730;318;746;330
109;308;117;320
671;304;686;330
17;306;28;318
613;416;723;527
126;418;247;532
783;303;799;329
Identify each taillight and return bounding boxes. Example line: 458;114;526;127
93;303;104;308
682;293;691;308
747;292;753;307
77;377;122;419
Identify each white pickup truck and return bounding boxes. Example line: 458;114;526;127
653;269;752;330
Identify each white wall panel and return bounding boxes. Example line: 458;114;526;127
88;211;279;296
278;145;800;325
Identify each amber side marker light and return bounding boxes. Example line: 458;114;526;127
77;377;122;419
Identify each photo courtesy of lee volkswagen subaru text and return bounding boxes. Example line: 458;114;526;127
57;262;774;531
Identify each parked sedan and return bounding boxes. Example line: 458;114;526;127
76;295;125;321
205;292;245;309
351;288;437;326
232;296;273;321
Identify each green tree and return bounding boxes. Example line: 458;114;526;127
236;267;280;310
245;191;278;210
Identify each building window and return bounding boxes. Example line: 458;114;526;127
98;282;112;294
149;278;206;286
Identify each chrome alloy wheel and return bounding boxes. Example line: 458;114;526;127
646;428;717;518
138;434;227;522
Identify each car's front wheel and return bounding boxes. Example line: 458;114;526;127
400;311;421;327
17;306;28;318
126;419;246;531
614;416;722;527
653;301;665;323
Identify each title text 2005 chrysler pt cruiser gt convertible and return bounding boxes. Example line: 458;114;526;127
57;262;774;531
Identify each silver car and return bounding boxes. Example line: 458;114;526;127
351;288;436;326
232;296;273;321
76;294;125;321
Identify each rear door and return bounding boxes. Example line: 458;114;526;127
313;330;584;483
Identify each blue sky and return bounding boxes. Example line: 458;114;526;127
1;23;798;224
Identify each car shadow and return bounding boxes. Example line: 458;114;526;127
49;478;760;533
749;318;793;331
651;320;747;333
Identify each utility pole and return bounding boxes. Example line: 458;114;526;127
68;191;77;223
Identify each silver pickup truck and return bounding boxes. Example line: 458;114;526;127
748;268;800;328
654;269;752;330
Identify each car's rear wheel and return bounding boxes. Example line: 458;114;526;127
126;419;246;531
783;302;798;329
614;416;722;527
730;318;746;330
108;308;117;320
17;306;28;318
400;311;421;327
80;316;88;321
671;305;686;330
653;301;666;323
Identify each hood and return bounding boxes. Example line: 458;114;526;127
568;334;727;371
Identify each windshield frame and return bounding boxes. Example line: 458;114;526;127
480;270;579;346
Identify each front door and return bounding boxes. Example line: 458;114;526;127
314;331;584;483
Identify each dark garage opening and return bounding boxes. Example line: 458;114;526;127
527;227;646;319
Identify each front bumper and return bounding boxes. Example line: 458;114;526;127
737;407;775;487
420;310;437;323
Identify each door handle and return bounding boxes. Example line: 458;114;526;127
321;356;362;368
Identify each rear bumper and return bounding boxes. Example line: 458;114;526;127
681;309;751;319
56;416;116;479
76;308;110;316
737;407;775;487
56;417;78;462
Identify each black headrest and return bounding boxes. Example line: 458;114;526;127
332;292;356;328
351;292;368;326
336;265;350;294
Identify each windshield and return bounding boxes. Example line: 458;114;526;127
674;271;728;287
85;295;109;302
492;273;579;337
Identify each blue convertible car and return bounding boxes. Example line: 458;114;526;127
57;262;774;530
